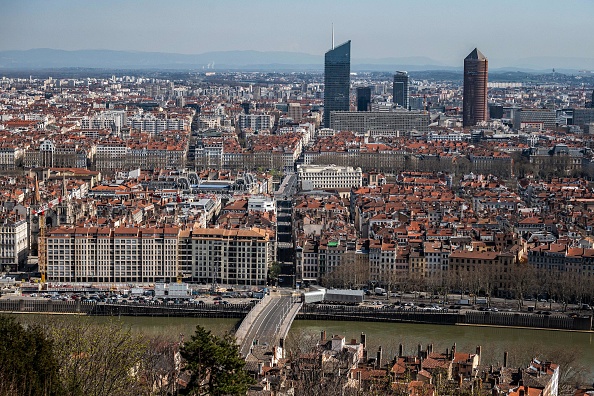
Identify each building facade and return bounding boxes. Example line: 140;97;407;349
182;227;273;286
324;40;351;128
356;87;371;112
393;71;409;109
298;164;363;190
46;226;179;283
329;111;430;134
463;48;488;127
0;216;28;271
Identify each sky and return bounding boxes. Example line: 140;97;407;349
1;0;593;68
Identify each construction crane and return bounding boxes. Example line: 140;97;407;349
34;206;49;284
32;177;49;285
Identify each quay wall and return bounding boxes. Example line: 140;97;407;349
0;300;591;331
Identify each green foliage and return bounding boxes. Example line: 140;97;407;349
181;325;254;396
268;261;282;284
0;315;63;396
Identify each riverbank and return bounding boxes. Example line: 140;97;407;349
1;299;592;332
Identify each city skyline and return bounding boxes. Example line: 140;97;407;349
1;0;594;70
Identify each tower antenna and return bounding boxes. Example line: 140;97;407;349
332;23;334;50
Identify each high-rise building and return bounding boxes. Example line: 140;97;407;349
463;48;488;127
356;87;371;111
288;102;302;122
393;71;409;109
324;40;351;128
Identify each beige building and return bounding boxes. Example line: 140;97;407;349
181;227;274;286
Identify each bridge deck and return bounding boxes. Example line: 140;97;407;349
237;291;298;357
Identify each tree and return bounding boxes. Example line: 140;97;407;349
268;261;282;286
0;315;63;396
180;325;254;396
47;318;149;396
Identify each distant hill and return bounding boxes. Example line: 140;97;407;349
0;48;592;73
0;48;452;72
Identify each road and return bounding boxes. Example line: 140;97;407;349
239;292;294;357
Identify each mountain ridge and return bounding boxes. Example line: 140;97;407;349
0;48;592;73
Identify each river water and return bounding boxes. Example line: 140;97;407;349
13;315;594;379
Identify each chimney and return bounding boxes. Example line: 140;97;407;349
428;343;433;354
451;343;456;360
476;345;482;358
399;343;404;357
360;332;366;349
376;346;383;369
519;388;525;396
258;362;264;376
458;374;463;387
321;330;326;342
503;351;508;368
418;343;422;358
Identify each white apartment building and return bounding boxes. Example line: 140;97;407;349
46;226;179;283
238;113;274;130
0;216;28;271
0;146;23;170
248;196;276;214
298;164;362;190
81;111;127;133
127;113;186;134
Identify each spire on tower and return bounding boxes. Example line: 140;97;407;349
332;23;334;50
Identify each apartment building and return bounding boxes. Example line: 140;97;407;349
81;111;127;133
46;226;179;283
238;113;274;130
0;216;28;271
127;113;186;134
0;146;23;170
181;227;273;286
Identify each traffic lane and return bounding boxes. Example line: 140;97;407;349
257;296;292;341
241;296;292;355
241;297;284;356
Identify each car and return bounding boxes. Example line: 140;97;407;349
213;296;223;301
222;301;229;305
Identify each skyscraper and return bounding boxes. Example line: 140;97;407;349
463;48;488;127
393;71;409;109
324;40;351;128
356;87;371;111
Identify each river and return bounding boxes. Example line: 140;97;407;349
11;315;594;378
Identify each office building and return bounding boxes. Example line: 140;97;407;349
514;109;557;131
393;71;409;109
356;87;371;111
463;48;488;127
329;111;430;134
573;108;594;129
324;40;351;128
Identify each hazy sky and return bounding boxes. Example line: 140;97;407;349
1;0;593;68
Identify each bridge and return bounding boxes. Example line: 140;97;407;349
235;290;302;358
